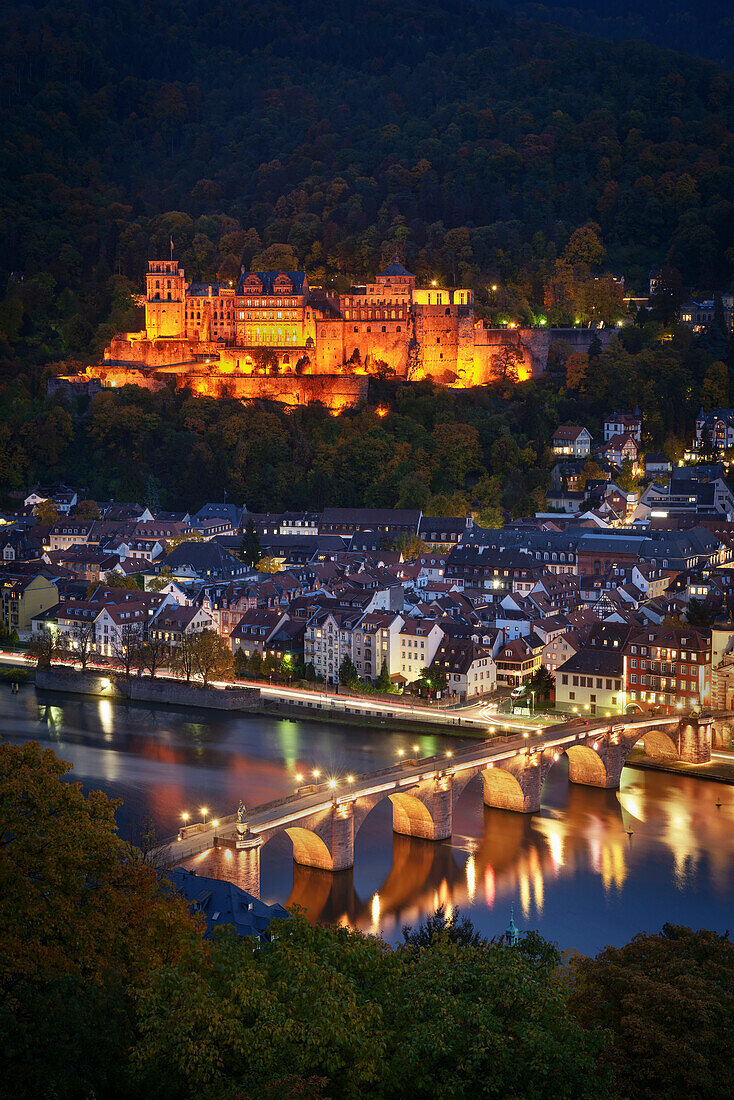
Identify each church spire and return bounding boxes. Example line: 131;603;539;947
505;904;520;947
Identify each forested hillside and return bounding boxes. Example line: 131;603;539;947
508;1;734;69
1;0;733;367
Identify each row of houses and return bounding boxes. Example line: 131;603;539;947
5;482;734;709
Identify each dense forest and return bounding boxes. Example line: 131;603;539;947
1;319;730;514
1;0;733;369
507;1;734;68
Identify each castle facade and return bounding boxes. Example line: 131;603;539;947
101;258;549;408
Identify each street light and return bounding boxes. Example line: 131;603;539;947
211;819;219;829
200;807;208;824
181;811;189;824
313;769;320;779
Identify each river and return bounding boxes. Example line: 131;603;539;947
7;686;734;954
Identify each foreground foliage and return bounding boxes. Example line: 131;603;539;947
1;739;732;1099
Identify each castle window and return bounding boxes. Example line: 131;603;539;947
437;337;441;343
382;326;386;332
397;326;401;332
167;280;171;288
167;292;171;299
366;326;371;332
155;281;160;289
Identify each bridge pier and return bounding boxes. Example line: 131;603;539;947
677;715;712;764
390;776;453;841
482;755;545;813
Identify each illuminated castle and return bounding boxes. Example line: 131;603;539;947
99;255;543;408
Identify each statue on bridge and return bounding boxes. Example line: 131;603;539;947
236;800;249;840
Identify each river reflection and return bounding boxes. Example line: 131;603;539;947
6;687;734;952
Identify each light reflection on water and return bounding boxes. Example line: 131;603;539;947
4;686;734;952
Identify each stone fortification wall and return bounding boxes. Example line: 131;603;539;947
180;371;368;410
105;335;198;368
471;327;542;382
313;317;409;376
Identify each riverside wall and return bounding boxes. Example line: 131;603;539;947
35;667;261;711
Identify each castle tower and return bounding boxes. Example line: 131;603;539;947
145;259;185;339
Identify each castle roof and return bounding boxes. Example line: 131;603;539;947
378;260;413;278
235;270;306;295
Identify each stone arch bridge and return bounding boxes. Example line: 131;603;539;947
168;712;717;880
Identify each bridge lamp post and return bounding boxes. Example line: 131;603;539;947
313;769;320;779
296;773;303;782
211;819;218;830
347;775;354;784
181;811;189;824
329;779;337;789
200;807;208;825
446;750;453;758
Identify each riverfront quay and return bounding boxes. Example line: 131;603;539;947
5;682;734;953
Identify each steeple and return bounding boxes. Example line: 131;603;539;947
505;904;520;947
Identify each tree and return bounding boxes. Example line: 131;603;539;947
146;566;175;592
525;664;555;706
233;647;248;677
190;629;233;687
33;500;59;525
402;906;485;948
171;632;196;682
0;740;203;1099
241;516;261;567
103;569;144;590
144;474;161;514
111;621;144;677
26;626;67;668
68;618;97;670
425;663;448;693
71;499;101;520
247;648;263;678
701;360;729;411
256;556;282;574
563;222;605;268
134;913;608;1099
491;340;523;382
338;654;359;689
569;924;734;1100
139;630;169;678
565;351;589;390
375;660;393;692
686;597;715;630
393;533;426;561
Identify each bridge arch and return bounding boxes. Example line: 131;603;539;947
634;727;679;760
390;791;441;841
482;766;529;813
565;743;609;787
285;826;336;872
